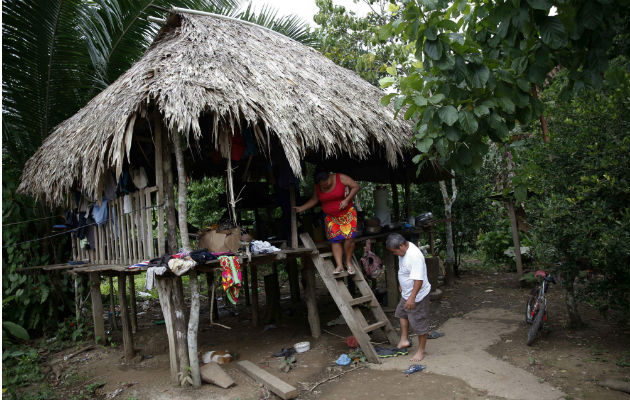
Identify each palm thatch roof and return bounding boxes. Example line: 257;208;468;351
19;11;427;206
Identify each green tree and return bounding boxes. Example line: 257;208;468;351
313;0;410;85
379;0;629;174
518;71;630;327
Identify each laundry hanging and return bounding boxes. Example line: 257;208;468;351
218;256;242;304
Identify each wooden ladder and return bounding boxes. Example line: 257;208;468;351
300;233;399;363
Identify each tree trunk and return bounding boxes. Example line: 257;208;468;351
439;174;457;286
187;271;201;387
172;131;190;251
563;275;584;329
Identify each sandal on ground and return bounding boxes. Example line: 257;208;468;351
403;364;425;375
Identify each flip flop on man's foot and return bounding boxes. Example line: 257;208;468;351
395;347;409;356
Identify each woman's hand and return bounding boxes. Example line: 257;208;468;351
339;199;349;210
294;205;306;213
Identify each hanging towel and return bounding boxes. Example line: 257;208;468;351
218;256;242;304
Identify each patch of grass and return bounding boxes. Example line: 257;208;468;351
616;351;630;368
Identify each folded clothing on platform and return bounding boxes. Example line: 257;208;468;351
250;240;281;255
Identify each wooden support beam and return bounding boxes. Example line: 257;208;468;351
302;257;321;338
289;187;298;248
162;137;179;254
391;181;399;222
89;272;105;344
286;259;300;303
171;276;190;377
108;276;118;330
128;274;137;334
187;271;201;387
154;117;166;256
403;180;411;220
172;131;190;251
206;272;219;322
263;272;281;324
117;274;135;360
250;264;259;327
242;265;250;306
237;360;297;400
383;249;399;309
156;277;179;383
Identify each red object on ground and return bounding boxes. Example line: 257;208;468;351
344;336;359;348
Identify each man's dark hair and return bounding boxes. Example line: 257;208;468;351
314;171;329;183
386;233;407;249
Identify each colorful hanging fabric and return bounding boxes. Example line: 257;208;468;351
218;256;242;304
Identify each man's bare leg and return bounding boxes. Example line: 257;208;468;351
397;318;411;349
410;333;427;362
331;242;344;273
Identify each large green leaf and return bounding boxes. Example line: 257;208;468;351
3;321;30;341
539;16;567;49
468;64;490;88
428;93;446;104
438;105;459;126
425;39;443;60
458;110;478;134
526;0;551;10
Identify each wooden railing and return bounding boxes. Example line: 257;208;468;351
72;186;162;265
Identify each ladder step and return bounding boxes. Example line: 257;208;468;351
332;271;350;278
319;252;333;258
364;320;387;333
349;295;373;307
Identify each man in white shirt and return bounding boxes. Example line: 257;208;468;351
386;233;431;362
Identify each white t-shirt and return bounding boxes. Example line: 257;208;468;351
398;242;431;302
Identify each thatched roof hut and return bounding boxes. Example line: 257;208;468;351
19;11;447;206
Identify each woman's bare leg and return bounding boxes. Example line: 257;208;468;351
331;242;344;273
343;238;356;271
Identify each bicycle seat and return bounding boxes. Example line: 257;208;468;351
535;270;547;279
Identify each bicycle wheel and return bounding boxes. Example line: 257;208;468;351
525;287;540;324
526;303;545;346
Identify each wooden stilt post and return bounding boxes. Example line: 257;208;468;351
403;179;411;220
289;187;298;248
242;265;250;307
384;249;399;309
250;264;259;327
162;135;178;254
156;276;179;383
206;272;219;321
89;272;105;344
128;274;137;334
154;117;166;256
302;257;320;338
187;271;201;387
171;277;190;378
391;180;399;222
117;273;135;360
507;200;524;277
286;259;300;303
108;276;117;330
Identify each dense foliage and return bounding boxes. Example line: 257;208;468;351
518;70;630;321
379;0;629;176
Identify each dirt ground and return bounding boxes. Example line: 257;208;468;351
31;263;630;400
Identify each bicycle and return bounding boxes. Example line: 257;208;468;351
525;270;556;346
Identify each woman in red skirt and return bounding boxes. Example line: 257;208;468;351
295;171;360;274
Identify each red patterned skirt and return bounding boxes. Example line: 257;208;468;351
325;206;357;242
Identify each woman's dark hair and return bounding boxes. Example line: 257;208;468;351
314;171;330;183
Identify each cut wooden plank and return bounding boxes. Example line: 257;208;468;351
319;252;333;258
348;295;373;307
363;320;386;333
237;360;297;399
200;363;234;388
